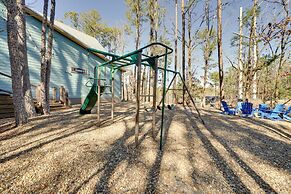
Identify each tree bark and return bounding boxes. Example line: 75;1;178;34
148;0;158;103
187;8;192;95
181;0;186;106
45;0;56;113
273;0;289;103
217;0;224;108
174;0;178;103
202;0;210;108
19;0;36;117
238;7;243;99
6;0;29;125
40;0;56;115
40;0;48;114
252;0;257;99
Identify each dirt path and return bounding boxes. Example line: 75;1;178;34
0;103;290;193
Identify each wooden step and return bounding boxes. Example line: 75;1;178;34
0;94;12;100
0;101;13;105
0;105;14;109
0;94;14;118
0;112;14;119
0;108;14;114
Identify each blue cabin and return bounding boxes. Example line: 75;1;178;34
0;2;123;104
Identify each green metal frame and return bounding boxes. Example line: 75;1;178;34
87;42;203;150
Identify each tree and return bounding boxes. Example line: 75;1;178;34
238;7;243;99
147;0;158;103
40;0;56;115
210;72;219;95
198;0;216;107
125;0;147;98
64;10;122;53
186;0;199;95
6;0;35;125
125;0;147;50
64;11;79;29
181;0;186;105
198;27;216;107
174;0;178;103
272;0;289;103
217;0;224;107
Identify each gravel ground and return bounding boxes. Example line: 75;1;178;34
0;102;290;194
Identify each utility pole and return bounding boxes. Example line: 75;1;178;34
238;7;243;99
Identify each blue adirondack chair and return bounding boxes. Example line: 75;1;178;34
221;101;236;115
254;103;270;118
241;102;254;117
262;104;285;120
234;102;243;115
283;106;291;121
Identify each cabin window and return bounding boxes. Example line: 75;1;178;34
71;67;87;74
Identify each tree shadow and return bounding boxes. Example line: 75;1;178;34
189;108;288;193
144;110;174;193
208;114;291;172
0;108;80;141
93;118;147;193
244;118;291;140
184;109;251;193
0;117;97;163
202;119;278;193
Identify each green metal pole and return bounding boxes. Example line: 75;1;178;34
160;48;168;150
97;64;101;126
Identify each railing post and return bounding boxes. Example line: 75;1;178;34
52;87;57;102
97;65;101;126
111;70;115;121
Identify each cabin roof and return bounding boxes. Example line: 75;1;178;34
24;6;126;72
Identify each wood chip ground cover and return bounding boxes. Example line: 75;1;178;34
0;102;290;193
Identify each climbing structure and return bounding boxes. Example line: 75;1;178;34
80;42;204;150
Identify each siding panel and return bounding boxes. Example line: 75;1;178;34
0;2;121;102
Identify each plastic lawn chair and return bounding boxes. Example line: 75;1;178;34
254;103;270;118
235;102;243;115
283;106;291;121
241;102;254;117
262;104;285;120
221;101;236;115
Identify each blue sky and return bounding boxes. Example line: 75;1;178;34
25;0;285;78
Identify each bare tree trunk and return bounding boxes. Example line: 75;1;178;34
252;0;257;99
6;0;28;125
181;0;186;106
19;0;36;117
45;0;55;114
238;7;243;99
202;0;210;108
148;0;158;103
133;0;142;99
273;0;289;103
174;0;178;103
217;0;224;108
202;59;208;107
187;9;192;95
40;0;48;114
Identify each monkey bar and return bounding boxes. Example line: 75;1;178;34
86;42;204;150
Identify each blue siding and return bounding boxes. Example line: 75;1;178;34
0;2;121;102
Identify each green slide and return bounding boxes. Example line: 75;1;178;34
80;85;105;114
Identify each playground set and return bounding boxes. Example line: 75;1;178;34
79;42;204;150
